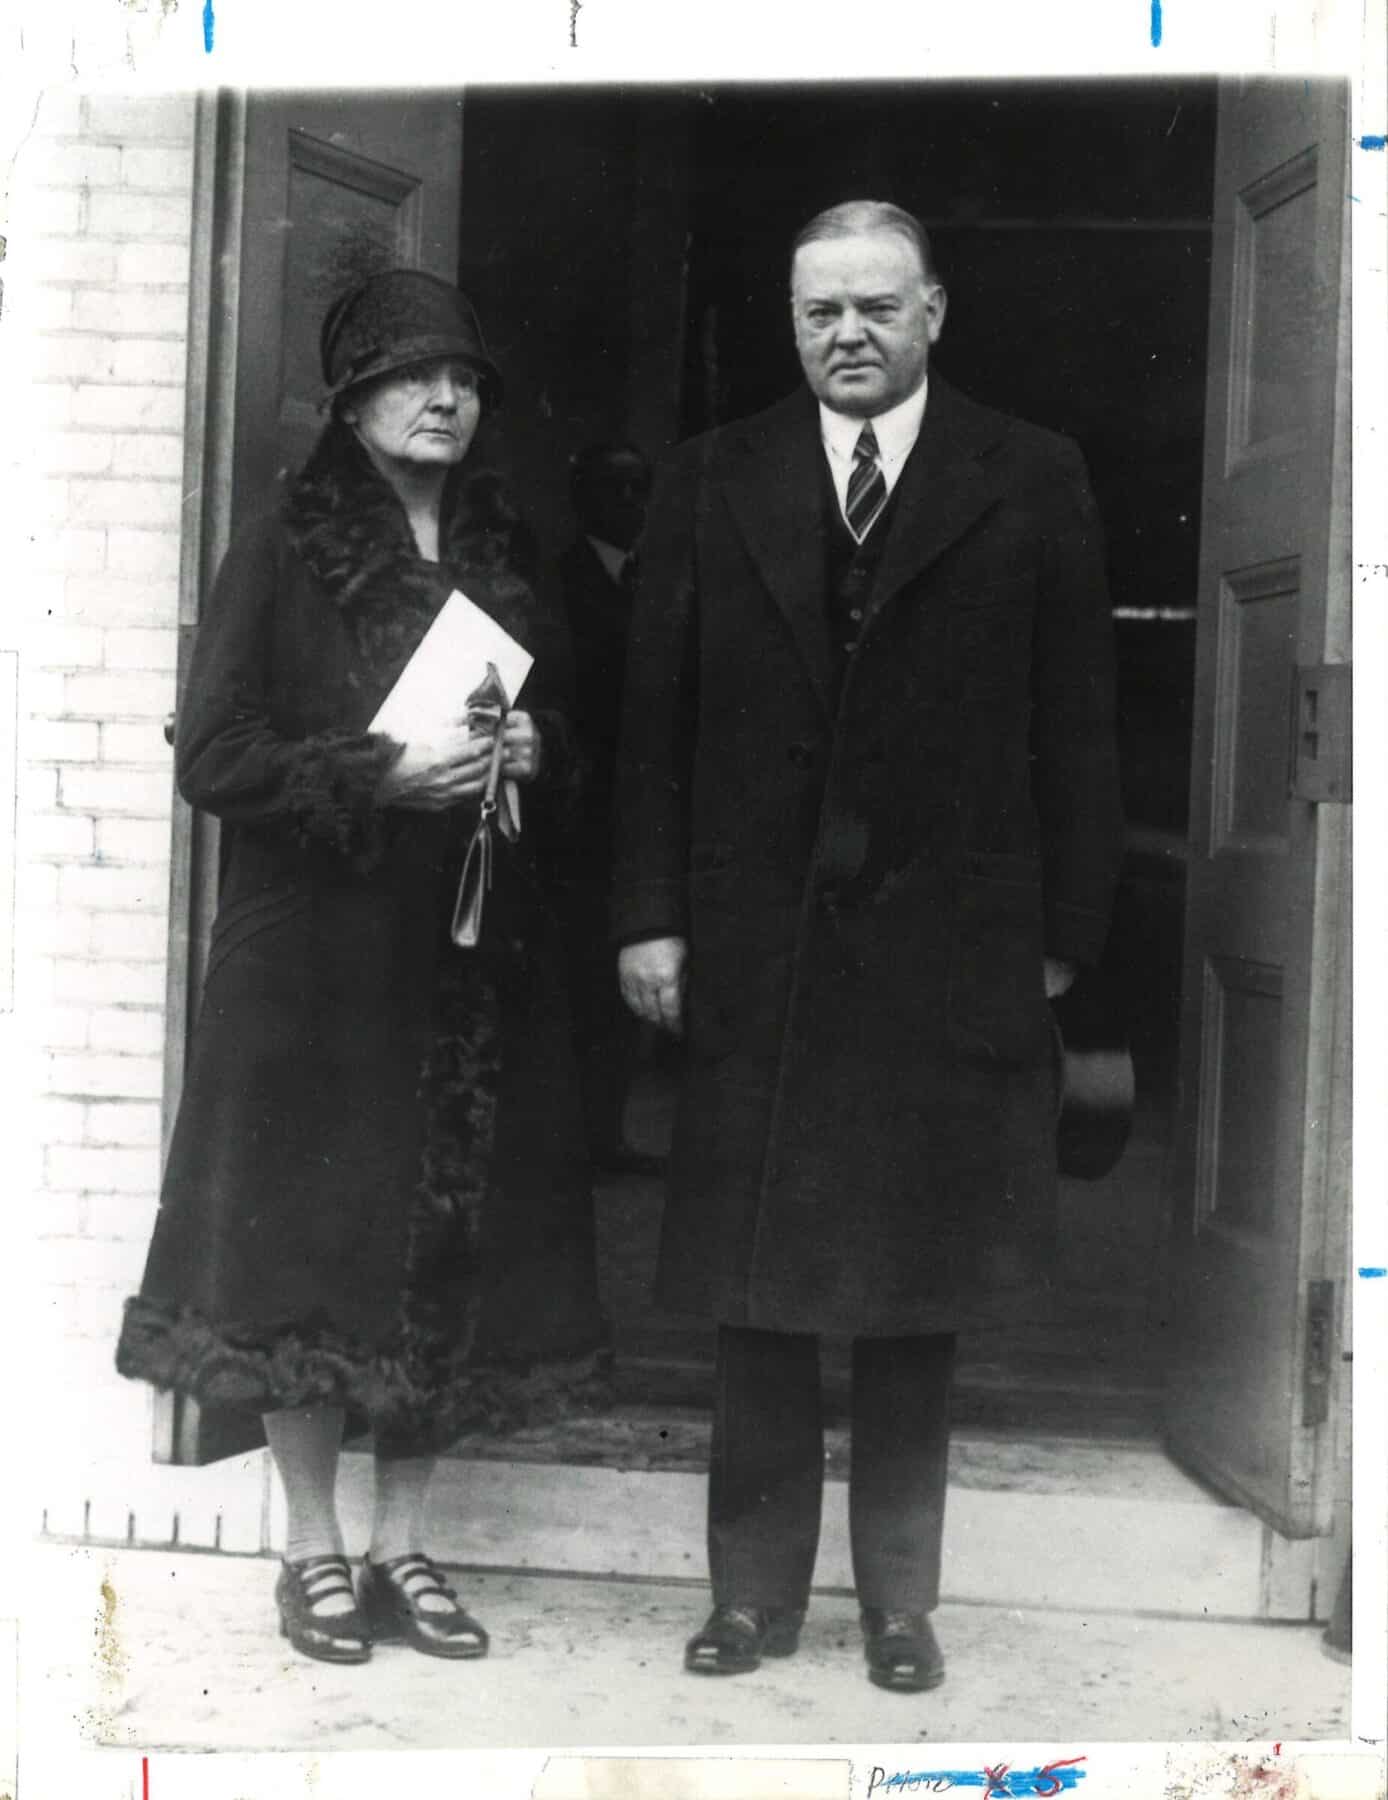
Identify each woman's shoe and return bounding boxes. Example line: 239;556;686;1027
684;1603;805;1675
358;1552;490;1660
274;1556;372;1665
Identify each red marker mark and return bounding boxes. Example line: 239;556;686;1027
1274;1745;1281;1757
143;1756;150;1800
983;1766;1011;1799
1036;1758;1088;1798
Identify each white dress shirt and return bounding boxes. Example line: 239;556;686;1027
585;534;632;586
819;378;929;532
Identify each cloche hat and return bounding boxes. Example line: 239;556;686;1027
320;268;504;410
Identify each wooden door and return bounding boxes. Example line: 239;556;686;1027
156;89;463;1464
1163;78;1352;1536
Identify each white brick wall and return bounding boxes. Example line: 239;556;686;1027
4;86;201;1519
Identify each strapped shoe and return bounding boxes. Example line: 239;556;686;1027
860;1608;946;1692
684;1603;806;1676
358;1552;489;1660
274;1555;372;1665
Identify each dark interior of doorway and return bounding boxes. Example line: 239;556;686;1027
446;79;1218;1459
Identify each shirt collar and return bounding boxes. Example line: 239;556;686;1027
818;376;929;465
585;534;630;584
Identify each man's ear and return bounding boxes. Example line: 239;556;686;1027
925;285;948;344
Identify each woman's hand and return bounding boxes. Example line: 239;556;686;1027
376;721;499;811
499;710;543;784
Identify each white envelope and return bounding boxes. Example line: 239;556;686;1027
369;587;534;738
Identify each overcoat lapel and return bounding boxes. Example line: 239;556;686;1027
863;377;1008;631
718;393;836;717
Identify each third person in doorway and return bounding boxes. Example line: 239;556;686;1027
613;201;1123;1691
557;442;662;1177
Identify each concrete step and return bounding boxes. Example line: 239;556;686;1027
43;1409;1321;1625
320;1427;1318;1624
43;1431;1318;1622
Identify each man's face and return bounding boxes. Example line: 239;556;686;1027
791;231;946;418
574;451;652;552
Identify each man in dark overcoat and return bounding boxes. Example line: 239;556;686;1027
612;200;1124;1691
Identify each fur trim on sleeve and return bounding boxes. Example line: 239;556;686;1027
280;727;400;866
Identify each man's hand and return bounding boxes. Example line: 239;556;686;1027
1044;957;1077;1000
619;936;688;1035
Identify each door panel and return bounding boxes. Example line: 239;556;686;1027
156;90;463;1466
1164;79;1351;1536
233;92;463;513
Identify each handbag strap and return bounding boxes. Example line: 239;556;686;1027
478;726;506;821
471;659;510;823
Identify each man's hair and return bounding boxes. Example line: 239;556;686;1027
791;200;939;287
568;440;652;501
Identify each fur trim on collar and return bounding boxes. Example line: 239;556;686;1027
282;420;539;668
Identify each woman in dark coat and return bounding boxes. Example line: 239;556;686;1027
116;269;607;1666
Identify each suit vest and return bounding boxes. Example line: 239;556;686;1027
821;450;903;694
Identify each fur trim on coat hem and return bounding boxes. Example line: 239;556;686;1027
116;1295;612;1453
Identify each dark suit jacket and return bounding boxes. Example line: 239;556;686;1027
613;377;1124;1336
558;535;637;879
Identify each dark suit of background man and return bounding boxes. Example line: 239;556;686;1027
557;443;661;1176
613;201;1123;1691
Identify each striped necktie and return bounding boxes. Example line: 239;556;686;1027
845;420;888;543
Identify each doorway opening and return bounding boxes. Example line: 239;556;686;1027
449;78;1218;1456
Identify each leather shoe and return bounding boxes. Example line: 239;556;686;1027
684;1603;805;1675
274;1556;372;1665
358;1553;489;1660
861;1608;945;1692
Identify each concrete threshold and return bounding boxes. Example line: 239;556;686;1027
43;1425;1312;1623
314;1437;1286;1623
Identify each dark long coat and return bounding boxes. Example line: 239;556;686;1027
117;426;607;1449
612;379;1124;1337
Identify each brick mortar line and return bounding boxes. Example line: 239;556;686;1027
31;138;195;150
22;288;192;298
33;330;193;342
25;375;188;386
15;191;194;208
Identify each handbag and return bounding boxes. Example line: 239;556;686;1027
450;664;518;949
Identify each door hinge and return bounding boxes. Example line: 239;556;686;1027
1302;1278;1336;1426
1290;664;1352;803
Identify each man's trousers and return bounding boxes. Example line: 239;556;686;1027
708;1325;955;1613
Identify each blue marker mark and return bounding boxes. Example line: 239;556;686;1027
868;1764;1087;1798
1360;135;1386;150
203;0;214;52
1150;0;1162;47
1358;1267;1387;1279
